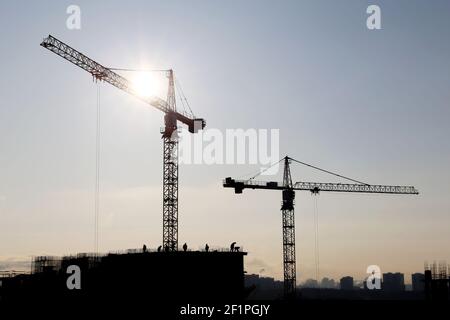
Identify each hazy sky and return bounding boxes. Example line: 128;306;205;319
1;0;450;284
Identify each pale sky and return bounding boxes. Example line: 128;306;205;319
1;0;450;284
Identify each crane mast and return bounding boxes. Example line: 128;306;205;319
224;156;418;298
162;70;179;251
281;157;296;297
41;35;205;251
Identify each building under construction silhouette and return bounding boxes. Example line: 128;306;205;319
0;249;248;305
425;261;450;301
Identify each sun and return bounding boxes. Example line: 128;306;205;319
132;71;163;98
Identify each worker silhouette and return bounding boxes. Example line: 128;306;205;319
143;244;147;253
183;243;188;252
205;244;209;252
230;242;236;252
157;245;162;252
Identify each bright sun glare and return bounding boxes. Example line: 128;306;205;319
132;72;162;98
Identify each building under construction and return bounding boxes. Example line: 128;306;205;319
425;261;450;301
0;249;247;305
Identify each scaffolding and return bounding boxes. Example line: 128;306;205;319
31;256;61;274
424;260;450;301
425;261;449;280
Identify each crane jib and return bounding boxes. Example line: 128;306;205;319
41;34;206;253
40;35;205;133
223;178;419;195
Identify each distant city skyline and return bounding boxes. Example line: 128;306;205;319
248;269;436;290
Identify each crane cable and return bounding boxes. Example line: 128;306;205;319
313;194;320;284
241;156;368;185
174;77;195;118
94;83;101;255
289;157;369;185
108;67;168;72
248;158;284;180
174;80;188;116
107;67;194;118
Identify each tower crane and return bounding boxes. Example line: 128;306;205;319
41;35;205;251
224;156;419;298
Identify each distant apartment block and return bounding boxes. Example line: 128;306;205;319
411;273;425;292
245;274;283;299
382;272;405;292
340;276;354;290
